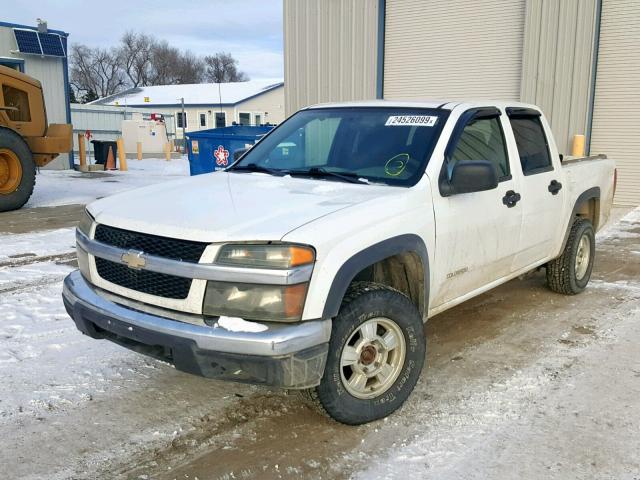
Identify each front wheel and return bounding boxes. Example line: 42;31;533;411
303;282;426;425
546;218;595;295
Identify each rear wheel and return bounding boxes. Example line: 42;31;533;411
546;218;595;294
0;128;35;212
302;282;426;425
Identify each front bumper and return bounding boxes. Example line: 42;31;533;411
62;271;330;388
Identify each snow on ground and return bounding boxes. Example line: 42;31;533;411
26;157;190;208
0;227;75;260
1;158;190;422
0;163;637;479
597;205;640;240
0;261;150;422
349;206;640;479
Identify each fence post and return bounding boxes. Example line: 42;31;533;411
116;138;127;171
77;134;86;169
571;135;586;157
137;142;143;161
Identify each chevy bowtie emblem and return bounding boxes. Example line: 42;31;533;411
121;250;146;269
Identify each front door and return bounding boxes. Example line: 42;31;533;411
431;109;523;308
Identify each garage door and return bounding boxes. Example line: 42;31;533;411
383;0;526;100
590;0;640;205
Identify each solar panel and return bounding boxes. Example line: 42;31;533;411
14;29;42;55
38;32;65;57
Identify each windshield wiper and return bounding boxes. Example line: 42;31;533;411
288;167;368;184
230;163;286;176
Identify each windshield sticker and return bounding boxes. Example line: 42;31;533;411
385;115;438;127
385;154;409;177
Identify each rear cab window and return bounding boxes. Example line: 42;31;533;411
507;109;553;175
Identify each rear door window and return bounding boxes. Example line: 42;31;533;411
509;115;553;175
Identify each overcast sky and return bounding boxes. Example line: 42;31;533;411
10;0;284;80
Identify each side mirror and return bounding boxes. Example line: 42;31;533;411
442;160;498;196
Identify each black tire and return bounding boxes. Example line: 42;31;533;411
302;282;426;425
546;218;595;295
0;127;35;212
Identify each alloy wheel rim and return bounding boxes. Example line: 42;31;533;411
575;234;591;280
340;317;406;399
0;149;22;195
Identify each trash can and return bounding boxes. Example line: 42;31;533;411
90;140;118;166
185;126;274;176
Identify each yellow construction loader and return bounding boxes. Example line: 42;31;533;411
0;65;72;212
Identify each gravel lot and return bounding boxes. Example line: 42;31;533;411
0;173;638;479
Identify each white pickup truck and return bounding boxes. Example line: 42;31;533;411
63;101;615;424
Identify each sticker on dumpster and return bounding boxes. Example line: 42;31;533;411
214;145;230;166
191;140;199;154
385;115;438;127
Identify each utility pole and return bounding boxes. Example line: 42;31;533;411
180;97;186;153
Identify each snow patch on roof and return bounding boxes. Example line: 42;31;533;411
93;80;284;107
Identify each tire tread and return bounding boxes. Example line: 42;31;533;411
546;218;592;295
299;281;419;424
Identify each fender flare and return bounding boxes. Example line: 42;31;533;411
559;186;600;253
321;234;430;319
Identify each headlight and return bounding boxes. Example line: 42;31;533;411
76;210;94;280
216;244;315;269
203;281;308;322
206;244;314;321
77;209;94;237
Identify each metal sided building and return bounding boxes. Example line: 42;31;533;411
0;20;72;169
284;0;640;205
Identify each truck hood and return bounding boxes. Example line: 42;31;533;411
87;172;398;242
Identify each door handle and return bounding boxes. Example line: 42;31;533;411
502;190;521;208
548;179;563;195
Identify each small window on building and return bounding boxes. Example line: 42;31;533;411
176;112;187;129
2;85;31;122
0;61;23;72
199;112;207;128
239;112;251;125
509;116;553;175
449;117;510;180
254;114;262;126
215;112;226;128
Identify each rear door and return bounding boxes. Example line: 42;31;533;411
431;107;523;308
506;109;566;270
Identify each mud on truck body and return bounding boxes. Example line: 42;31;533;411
63;100;615;424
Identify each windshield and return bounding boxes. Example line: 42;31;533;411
229;107;448;186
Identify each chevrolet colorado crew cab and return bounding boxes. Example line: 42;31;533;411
63;100;615;425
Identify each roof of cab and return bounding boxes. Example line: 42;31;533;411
304;99;541;112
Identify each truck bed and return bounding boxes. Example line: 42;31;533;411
562;154;616;232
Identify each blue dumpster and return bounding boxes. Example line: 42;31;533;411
185;125;274;176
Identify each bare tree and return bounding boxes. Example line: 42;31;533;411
118;31;154;87
177;50;205;84
69;33;248;102
204;53;249;83
149;41;204;85
70;44;125;100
